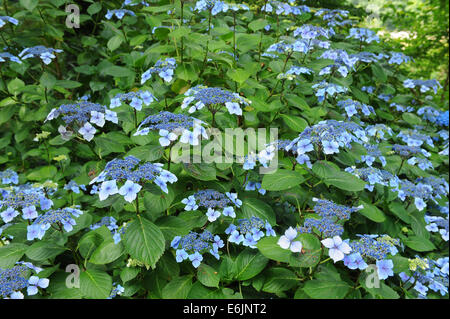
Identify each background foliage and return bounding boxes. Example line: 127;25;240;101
0;0;448;299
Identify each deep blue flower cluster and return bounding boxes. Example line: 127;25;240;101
182;189;241;222
110;90;157;111
90;155;177;200
141;58;177;84
0;263;49;299
45;100;118;141
297;199;362;238
171;230;223;267
134;111;207;147
400;257;449;298
27;206;83;240
182;86;250;116
225;217;276;248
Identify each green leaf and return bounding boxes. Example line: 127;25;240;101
123;215;165;268
261;169;305;191
20;0;38;11
0;243;28;268
161;275;192;299
87;2;102;15
257;236;290;263
89;241;124;265
7;78;25;95
280;114;308;132
155;216;191;239
240;197;276;225
80;269;112;299
262;267;298;293
404;236;436;252
101;66;135;77
357;200;386;223
402;112;422;126
120;267;140;283
143;185;175;217
371;64;387;82
234;249;268;281
107;35;123;52
26;241;67;261
388;202;412;223
324;171;366;192
182;163;216;181
40;72;57;89
304;277;350;299
126;145;164;161
248;19;267;31
288;234;321;268
197;264;220;288
227;69;251;84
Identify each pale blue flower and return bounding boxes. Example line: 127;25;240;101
278;227;302;253
119;180;142;202
99;180;119;201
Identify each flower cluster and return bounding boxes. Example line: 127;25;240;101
286;120;367;161
398;129;434;148
297;199;362;238
134;111;207;147
0;16;19;28
403;79;442;94
64;180;86;194
277;66;313;81
181;86;250;116
312;81;348;102
0;264;49;299
393;177;449;211
90;216;127;244
0;185;54;224
110;90;157;111
315;9;351;27
425;215;449;242
182;189;241;222
171;230;223;267
400;257;448;298
45;100;117;141
293;24;334;39
90;156;177;199
388;51;413;65
389;102;414;113
347;28;380;43
337;99;375;118
18;46;62;65
27;206;83;240
345;166;398;192
105;9;136;20
0;51;21;64
226;217;275;248
262;1;310;16
0;169;19;185
141;58;177;84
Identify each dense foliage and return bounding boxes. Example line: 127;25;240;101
0;0;448;299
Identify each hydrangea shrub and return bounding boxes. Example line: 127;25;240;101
0;0;448;299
